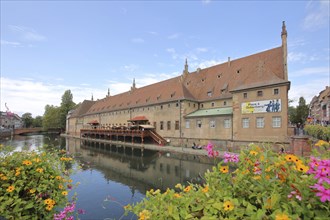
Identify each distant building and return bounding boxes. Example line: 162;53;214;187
0;111;23;129
309;86;330;125
67;22;291;148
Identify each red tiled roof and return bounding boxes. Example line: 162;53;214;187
128;116;148;121
81;46;288;116
87;120;99;124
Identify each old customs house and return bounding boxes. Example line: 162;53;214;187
66;22;290;150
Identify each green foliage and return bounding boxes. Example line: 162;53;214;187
32;116;43;128
0;144;75;219
21;113;33;128
43;105;62;130
289;97;309;125
305;124;330;141
42;90;76;130
59;90;76;129
125;143;330;220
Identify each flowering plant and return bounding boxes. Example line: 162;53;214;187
0;144;75;219
125;142;329;219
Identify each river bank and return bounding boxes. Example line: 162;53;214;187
61;134;225;157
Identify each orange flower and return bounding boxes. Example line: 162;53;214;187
22;160;32;166
6;185;15;193
250;150;258;156
285;154;297;162
174;193;181;198
202;185;209;193
275;212;291;220
220;166;229;173
184;185;192;192
223;201;234;211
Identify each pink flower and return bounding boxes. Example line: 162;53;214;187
223;152;239;163
315;185;330;202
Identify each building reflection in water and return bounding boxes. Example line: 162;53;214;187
66;137;218;194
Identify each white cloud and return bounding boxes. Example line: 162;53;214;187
289;76;329;107
202;0;211;5
289;66;329;78
288;52;308;62
147;31;158;35
122;64;139;72
131;38;144;43
190;59;226;70
166;48;179;59
168;33;180;39
196;47;208;53
9;25;46;42
303;0;330;31
1;40;21;46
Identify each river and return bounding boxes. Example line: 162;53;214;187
1;134;218;219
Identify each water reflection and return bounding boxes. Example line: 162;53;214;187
68;139;216;192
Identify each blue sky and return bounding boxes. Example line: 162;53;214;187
1;0;329;117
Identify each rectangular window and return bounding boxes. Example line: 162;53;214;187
224;101;227;106
256;117;264;128
201;104;204;108
257;91;263;97
153;122;157;130
211;102;215;107
242;118;249;128
167;121;171;130
224;119;231;128
176;102;179;107
160;121;164;130
196;120;202;128
185;120;190;129
210;120;216;128
272;116;281;128
274;88;279;95
243;93;247;99
175;121;179;130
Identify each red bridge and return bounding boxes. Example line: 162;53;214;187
14;128;62;135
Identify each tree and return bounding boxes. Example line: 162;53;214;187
21;113;33;128
59;90;76;129
289;97;309;125
43;105;61;129
32;116;43;127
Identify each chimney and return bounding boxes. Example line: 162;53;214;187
228;57;231;67
196;67;201;73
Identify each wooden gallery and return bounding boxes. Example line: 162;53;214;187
66;22;290;149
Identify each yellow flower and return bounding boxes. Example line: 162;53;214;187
275;212;291;220
46;204;54;211
29;189;36;194
6;185;15;193
15;171;20;176
253;175;261;180
22;160;32;166
59;184;63;189
61;191;68;196
315;140;329;147
1;176;8;180
138;209;151;220
33;158;41;163
296;163;309;173
220;166;229;173
55;176;62;180
44;198;55;205
175;183;182;189
250;150;258;156
285;154;297;162
223;200;234;211
36;168;44;173
202;185;209;193
184;185;192;192
174;193;181;198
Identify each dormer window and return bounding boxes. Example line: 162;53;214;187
236;69;241;74
171;92;176;98
201;78;205;82
207;91;212;97
157;95;161;100
217;73;223;79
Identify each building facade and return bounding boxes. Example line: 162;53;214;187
309;86;330;125
67;22;291;148
0;111;23;129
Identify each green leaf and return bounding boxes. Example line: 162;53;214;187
212;202;222;211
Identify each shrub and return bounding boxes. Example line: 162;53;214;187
125;143;330;220
0;144;74;219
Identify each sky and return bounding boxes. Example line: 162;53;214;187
1;0;329;117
